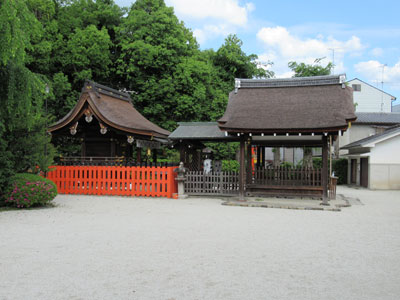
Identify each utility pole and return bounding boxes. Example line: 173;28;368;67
328;48;335;74
381;64;387;112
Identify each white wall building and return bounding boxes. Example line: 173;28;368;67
342;126;400;189
347;78;396;112
338;112;400;156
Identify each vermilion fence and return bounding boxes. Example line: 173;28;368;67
46;165;178;198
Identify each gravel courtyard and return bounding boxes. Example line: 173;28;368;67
1;186;400;300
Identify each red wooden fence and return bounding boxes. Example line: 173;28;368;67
46;165;178;198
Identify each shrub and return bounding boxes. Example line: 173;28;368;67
222;160;239;172
5;173;57;208
280;161;294;168
332;158;348;184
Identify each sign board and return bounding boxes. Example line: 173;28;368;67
136;139;161;149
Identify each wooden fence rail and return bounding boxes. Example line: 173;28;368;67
185;171;239;195
46;165;178;198
253;166;322;186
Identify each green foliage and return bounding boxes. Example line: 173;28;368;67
222;160;239;172
332;158;348;184
59;25;112;83
4;173;57;208
205;142;239;160
312;158;322;169
288;58;333;77
312;158;348;184
280;161;294;168
0;0;54;202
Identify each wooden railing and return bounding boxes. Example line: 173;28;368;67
46;165;178;198
185;171;239;195
252;166;322;186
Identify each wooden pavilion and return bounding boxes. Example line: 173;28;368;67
170;75;356;202
49;80;170;164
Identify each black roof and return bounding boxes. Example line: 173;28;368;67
169;122;239;141
354;112;400;125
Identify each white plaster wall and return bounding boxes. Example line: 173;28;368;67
349;79;393;113
338;125;376;156
368;136;400;189
369;164;400;189
369;136;400;164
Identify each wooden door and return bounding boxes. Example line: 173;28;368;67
360;158;369;188
351;159;357;184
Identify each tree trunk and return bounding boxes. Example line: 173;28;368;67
273;147;280;167
303;147;313;168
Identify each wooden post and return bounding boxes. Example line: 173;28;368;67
179;143;185;164
261;146;265;168
246;141;252;185
239;136;246;200
321;135;329;205
257;146;261;168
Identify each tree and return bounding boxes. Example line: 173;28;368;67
288;58;333;77
0;0;54;202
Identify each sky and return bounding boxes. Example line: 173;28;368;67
115;0;400;106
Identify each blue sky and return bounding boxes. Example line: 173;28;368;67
116;0;400;105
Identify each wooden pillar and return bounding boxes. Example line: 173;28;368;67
179;143;185;164
261;146;265;168
197;150;201;171
321;135;329;205
246;141;252;184
239;136;246;200
257;146;261;168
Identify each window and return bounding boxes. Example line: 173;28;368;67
352;84;361;92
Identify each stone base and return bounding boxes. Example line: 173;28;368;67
178;194;188;199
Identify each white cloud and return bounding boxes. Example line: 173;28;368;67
256;26;366;77
166;0;254;43
166;0;254;26
354;60;400;89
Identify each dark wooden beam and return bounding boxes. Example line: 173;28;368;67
246;141;252;185
252;141;323;147
321;135;329;205
257;146;261;168
239;136;246;200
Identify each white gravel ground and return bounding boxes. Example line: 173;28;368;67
1;186;400;300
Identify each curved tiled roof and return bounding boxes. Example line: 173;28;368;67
49;80;170;138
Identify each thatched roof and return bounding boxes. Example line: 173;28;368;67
218;75;356;134
49;80;170;138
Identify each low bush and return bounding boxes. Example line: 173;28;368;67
332;158;348;184
222;160;239;172
5;173;57;208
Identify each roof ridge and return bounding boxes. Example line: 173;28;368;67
83;80;132;102
235;74;346;91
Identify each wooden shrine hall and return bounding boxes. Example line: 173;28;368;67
170;75;356;202
48;80;170;164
